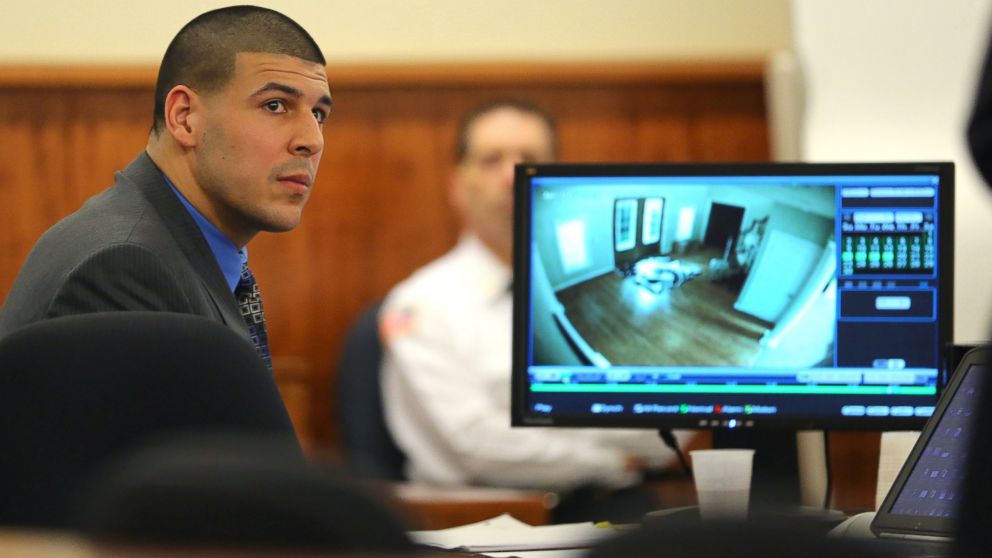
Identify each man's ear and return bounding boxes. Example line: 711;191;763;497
163;85;200;148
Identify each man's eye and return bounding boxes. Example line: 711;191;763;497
313;108;328;124
479;154;502;168
264;100;287;113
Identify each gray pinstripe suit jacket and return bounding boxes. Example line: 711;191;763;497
0;152;249;342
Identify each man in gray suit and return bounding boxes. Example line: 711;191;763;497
0;6;332;368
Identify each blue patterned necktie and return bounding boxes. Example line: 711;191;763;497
235;263;272;371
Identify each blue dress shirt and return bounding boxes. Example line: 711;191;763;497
162;175;244;293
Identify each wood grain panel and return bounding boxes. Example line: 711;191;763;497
0;61;766;89
0;62;771;458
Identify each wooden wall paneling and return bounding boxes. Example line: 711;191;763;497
0;90;73;289
629;87;696;162
553;87;650;161
687;83;770;161
367;108;457;280
64;89;152;208
633;118;695;162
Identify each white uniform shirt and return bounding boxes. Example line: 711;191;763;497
381;234;686;492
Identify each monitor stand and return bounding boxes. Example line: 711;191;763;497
711;428;801;512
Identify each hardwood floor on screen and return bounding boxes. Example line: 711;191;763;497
555;249;771;366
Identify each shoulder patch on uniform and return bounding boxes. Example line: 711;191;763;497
380;306;417;341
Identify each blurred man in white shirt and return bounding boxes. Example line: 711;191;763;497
380;100;690;521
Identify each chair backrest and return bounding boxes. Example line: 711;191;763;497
0;311;298;528
336;302;407;480
72;433;414;554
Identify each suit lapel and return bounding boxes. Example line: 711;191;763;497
116;152;247;336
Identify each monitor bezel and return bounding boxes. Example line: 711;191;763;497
511;161;955;431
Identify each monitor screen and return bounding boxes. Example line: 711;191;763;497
511;162;954;430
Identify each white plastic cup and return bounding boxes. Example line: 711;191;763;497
690;449;755;520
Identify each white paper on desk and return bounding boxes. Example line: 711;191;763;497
481;549;589;558
408;513;614;552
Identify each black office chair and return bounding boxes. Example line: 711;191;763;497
72;433;414;554
0;311;298;528
336;302;408;480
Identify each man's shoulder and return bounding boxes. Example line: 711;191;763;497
384;242;482;307
379;243;481;339
39;180;166;254
0;240;170;339
0;153;227;339
401;246;468;286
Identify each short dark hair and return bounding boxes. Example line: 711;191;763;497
455;99;558;162
152;5;325;134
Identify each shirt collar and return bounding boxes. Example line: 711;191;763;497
460;233;513;302
162;174;244;292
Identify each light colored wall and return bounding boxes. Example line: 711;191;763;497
794;0;992;343
0;0;791;64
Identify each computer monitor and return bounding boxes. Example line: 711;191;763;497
511;162;954;433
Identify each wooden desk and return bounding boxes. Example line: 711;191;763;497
386;483;554;529
647;475;698;509
0;530;92;558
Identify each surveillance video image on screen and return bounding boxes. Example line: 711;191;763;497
520;171;945;425
530;182;840;369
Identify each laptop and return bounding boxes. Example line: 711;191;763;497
864;345;989;550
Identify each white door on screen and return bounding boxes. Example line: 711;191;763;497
734;228;821;323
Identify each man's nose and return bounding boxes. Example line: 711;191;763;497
291;115;324;157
